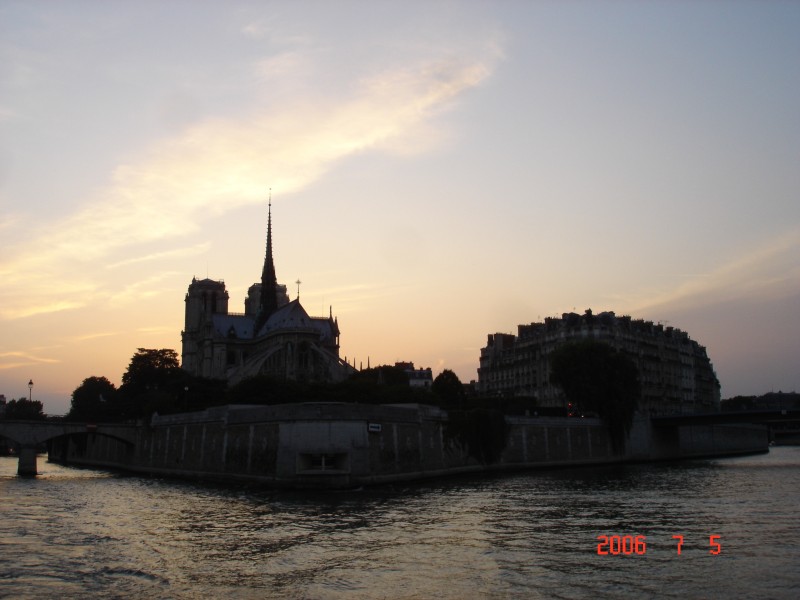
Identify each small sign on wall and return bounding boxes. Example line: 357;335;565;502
368;423;382;433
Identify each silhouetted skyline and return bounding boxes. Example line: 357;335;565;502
1;2;798;414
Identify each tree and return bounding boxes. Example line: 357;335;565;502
2;397;46;420
121;348;181;390
432;369;465;407
119;348;183;418
350;365;410;386
67;376;118;422
444;408;508;464
549;340;640;453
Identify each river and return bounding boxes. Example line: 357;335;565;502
1;448;798;599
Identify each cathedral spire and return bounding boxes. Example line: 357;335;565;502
256;191;278;332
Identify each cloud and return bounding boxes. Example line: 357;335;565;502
104;243;210;269
0;351;60;370
0;277;96;319
71;331;120;343
242;20;268;39
106;271;182;307
0;52;497;321
136;326;176;335
255;52;307;81
242;19;312;47
633;227;800;314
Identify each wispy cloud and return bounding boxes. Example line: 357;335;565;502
104;244;210;269
633;227;800;314
319;282;414;314
71;331;120;343
241;19;312;47
106;271;182;307
0;288;94;320
0;52;497;321
255;52;307;81
136;325;176;335
241;21;267;38
0;351;60;370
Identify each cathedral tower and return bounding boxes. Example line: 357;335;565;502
181;277;229;376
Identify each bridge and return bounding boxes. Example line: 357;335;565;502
651;409;800;426
0;420;138;476
652;409;800;445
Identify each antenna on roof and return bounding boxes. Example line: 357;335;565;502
295;279;302;300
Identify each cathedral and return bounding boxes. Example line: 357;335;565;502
180;201;356;385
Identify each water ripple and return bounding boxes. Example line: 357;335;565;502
0;449;798;598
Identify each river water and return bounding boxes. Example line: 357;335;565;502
1;448;798;599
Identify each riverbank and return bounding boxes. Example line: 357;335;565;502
47;403;768;488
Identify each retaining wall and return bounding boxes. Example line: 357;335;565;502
48;403;768;489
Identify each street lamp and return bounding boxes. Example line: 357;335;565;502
28;379;33;401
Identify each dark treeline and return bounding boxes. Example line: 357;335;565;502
38;342;647;427
10;341;654;432
721;391;800;412
58;342;643;428
0;398;46;420
60;348;556;423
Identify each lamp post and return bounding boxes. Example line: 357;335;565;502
28;379;33;401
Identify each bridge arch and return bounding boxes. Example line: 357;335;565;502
0;421;138;476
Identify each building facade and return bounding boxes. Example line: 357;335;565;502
394;362;434;389
180;203;356;385
478;309;720;415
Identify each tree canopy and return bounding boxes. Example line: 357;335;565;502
549;340;640;452
119;348;184;418
226;371;430;406
1;397;46;420
121;348;181;390
350;365;410;386
432;369;465;407
67;376;118;422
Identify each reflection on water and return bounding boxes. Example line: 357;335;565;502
1;449;798;598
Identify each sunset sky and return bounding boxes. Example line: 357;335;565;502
1;1;798;415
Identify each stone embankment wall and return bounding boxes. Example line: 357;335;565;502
627;413;769;461
48;403;768;489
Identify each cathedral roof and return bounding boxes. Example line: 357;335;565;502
258;299;316;336
189;277;225;290
212;313;255;338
